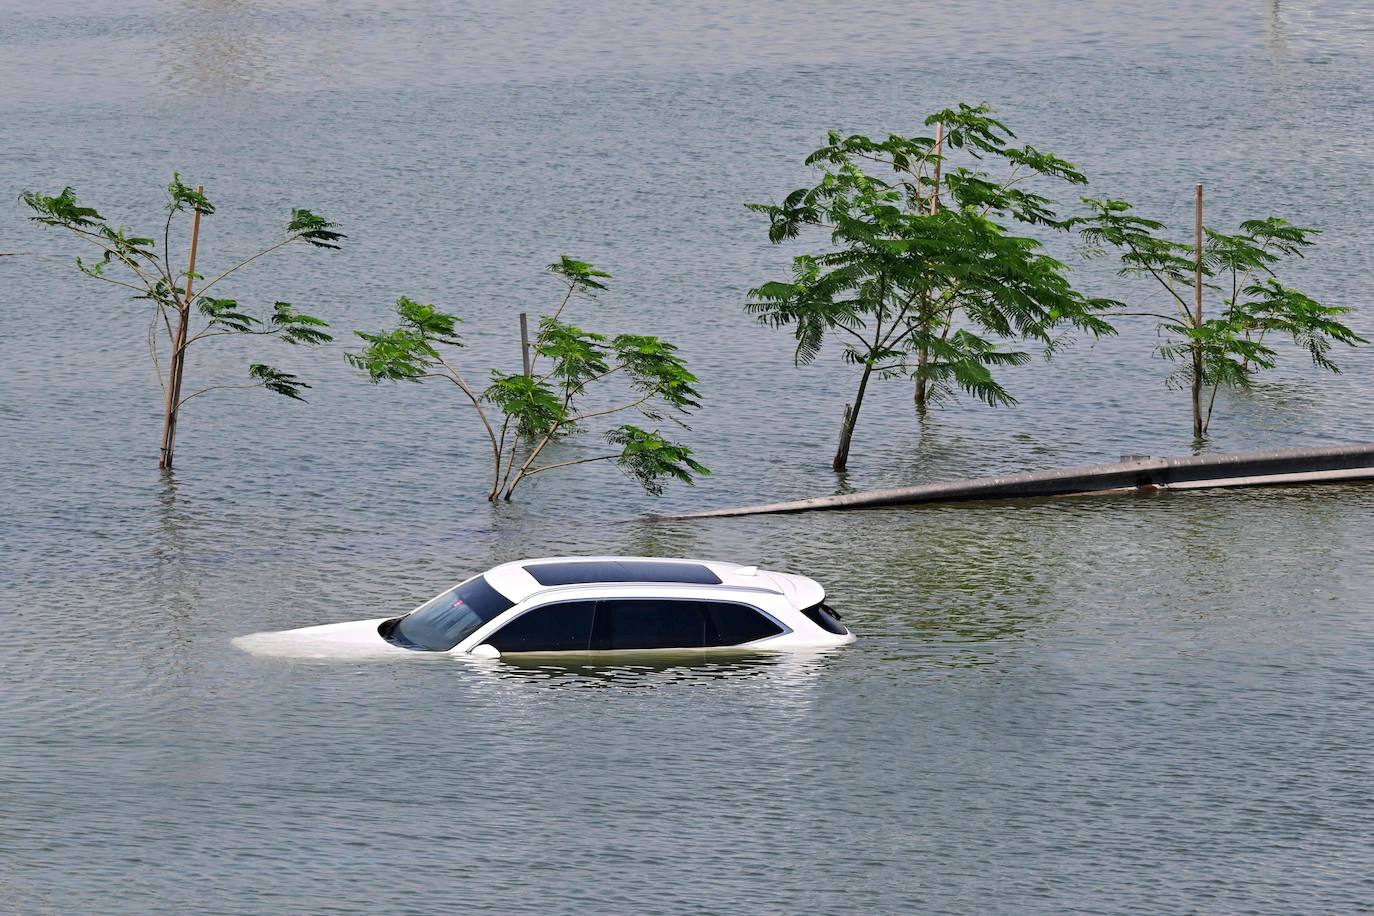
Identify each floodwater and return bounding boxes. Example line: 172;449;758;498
3;1;1374;912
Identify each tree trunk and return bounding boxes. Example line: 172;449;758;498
1191;344;1204;439
918;132;942;414
488;439;507;501
833;362;874;473
914;344;929;412
158;307;191;469
158;190;204;470
1192;183;1204;440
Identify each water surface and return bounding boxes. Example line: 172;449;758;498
2;1;1373;912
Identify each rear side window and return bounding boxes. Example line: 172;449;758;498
702;602;783;646
800;602;848;635
486;601;597;653
595;599;706;650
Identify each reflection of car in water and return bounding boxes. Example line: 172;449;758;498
236;557;854;659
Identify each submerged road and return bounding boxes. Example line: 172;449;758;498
661;443;1374;519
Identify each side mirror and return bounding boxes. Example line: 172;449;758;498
470;643;501;659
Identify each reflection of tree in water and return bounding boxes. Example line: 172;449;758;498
150;472;200;678
613;507;1059;668
161;1;274;95
153;469;199;634
618;521;718;564
1265;0;1289;65
790;505;1060;657
1156;485;1365;622
492;501;1071;669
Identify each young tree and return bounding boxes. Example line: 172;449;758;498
746;103;1116;472
21;176;341;468
1077;193;1364;438
346;257;709;501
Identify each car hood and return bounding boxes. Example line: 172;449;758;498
233;617;418;659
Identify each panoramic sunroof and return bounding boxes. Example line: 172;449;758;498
524;560;723;587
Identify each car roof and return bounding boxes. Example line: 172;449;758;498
482;556;789;605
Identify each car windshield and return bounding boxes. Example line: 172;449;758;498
388;575;515;650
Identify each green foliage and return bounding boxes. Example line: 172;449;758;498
1077;197;1364;434
347;328;436;382
1241;279;1363;370
167;173;215;215
748;103;1116;470
23;187;160;282
548;255;610;293
484;373;570;439
198;296;259;333
349;260;707;501
395;296;463;345
287;209;345;249
612;335;702;412
1077;198;1194;287
196;296;333;345
535;319;610;389
921;330;1033;407
606;425;710;496
270;302;333;346
21;187;105;230
20;175;340;465
248;363;310;400
346;297;458;382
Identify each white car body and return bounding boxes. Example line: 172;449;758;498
234;556;854;659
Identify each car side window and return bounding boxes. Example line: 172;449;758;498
486;600;597;652
594;599;706;650
702;602;783;646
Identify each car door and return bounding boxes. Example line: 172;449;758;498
592;598;707;651
483;600;598;653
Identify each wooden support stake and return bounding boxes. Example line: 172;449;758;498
930;122;944;215
519;312;532;377
1194;184;1204;326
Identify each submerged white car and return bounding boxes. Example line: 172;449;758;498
246;557;853;658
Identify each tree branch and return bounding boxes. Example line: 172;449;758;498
60;225;162;287
191;237;296;300
491;413;515;500
1122;238;1194;319
1110;310;1184;321
554;361;625;397
524;454;620;476
501;382;581;498
85;273;149;295
433;353;501;461
176;382;263;410
148;308;166;395
567;391;656;424
158;302;176;344
526;280;578;377
185;324;294;345
834;322;874;352
162;208;177;289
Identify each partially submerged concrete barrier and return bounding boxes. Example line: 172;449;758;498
662;442;1374;519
